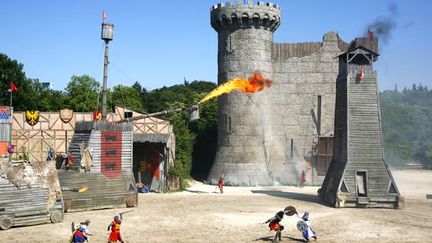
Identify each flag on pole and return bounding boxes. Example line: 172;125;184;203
367;28;374;38
9;82;19;93
102;10;107;21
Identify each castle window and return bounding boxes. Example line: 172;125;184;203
290;139;294;159
226;36;233;52
228;116;232;133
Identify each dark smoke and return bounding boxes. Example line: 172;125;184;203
368;17;397;43
365;1;398;44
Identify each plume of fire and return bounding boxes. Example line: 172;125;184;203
198;71;271;104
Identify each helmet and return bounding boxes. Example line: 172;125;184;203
276;211;284;219
302;212;309;220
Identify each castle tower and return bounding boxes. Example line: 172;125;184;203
320;38;403;208
208;1;281;185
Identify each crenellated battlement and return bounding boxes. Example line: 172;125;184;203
211;1;281;32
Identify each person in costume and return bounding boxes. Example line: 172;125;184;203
296;212;317;241
71;220;90;243
265;211;285;242
47;147;55;161
107;215;124;243
300;170;306;188
218;175;224;194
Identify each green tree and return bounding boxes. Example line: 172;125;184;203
132;81;148;111
28;78;67;111
165;101;196;187
380;86;432;169
145;80;218;185
111;85;144;112
65;75;100;112
0;53;31;110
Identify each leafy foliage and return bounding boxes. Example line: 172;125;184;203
111;85;144;112
380;85;432;169
143;81;218;186
65;75;100;112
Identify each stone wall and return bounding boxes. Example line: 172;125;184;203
208;1;342;186
269;32;341;185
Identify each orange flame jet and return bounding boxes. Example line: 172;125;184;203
198;71;272;104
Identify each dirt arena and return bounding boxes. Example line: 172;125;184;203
1;170;431;242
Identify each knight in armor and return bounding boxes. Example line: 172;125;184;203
264;211;285;242
70;220;91;243
296;212;317;241
107;215;124;243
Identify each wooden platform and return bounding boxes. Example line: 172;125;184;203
59;170;137;212
0;170;63;230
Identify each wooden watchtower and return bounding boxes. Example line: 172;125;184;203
319;38;403;208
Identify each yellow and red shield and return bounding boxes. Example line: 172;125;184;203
59;109;73;123
93;111;102;121
25;111;39;126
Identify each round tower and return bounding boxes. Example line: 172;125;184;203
208;1;281;186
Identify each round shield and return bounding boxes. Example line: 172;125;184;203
297;220;308;232
284;206;297;216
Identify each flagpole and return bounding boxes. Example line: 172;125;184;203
8;89;12;163
101;10;113;121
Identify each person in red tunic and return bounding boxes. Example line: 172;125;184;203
264;211;285;242
218;175;224;194
300;170;306;188
107;215;124;243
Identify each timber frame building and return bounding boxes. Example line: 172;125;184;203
10;106;175;192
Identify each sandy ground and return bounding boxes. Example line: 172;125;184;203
1;170;431;242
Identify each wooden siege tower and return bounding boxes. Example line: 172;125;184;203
58;14;138;211
319;38;403;208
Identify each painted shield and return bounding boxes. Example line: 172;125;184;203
284;206;297;216
0;106;11;120
93;111;102;121
297;220;308;232
59;109;74;123
25;111;39;126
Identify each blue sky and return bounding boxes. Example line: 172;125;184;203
0;0;430;91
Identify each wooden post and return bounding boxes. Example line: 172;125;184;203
317;95;321;136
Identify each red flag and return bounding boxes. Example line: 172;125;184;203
367;29;374;38
9;82;19;93
102;10;107;21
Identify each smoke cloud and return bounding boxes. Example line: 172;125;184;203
365;2;398;44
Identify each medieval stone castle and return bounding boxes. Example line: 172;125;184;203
207;1;379;186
